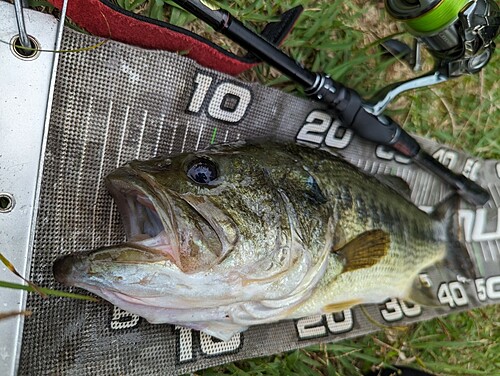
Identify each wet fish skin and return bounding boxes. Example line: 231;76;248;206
53;143;455;340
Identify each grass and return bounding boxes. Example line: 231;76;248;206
7;0;500;375
198;306;499;376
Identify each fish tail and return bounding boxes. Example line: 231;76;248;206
432;194;477;282
406;195;477;307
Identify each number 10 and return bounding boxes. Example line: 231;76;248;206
187;72;252;123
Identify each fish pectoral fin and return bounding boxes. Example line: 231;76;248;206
405;276;440;307
322;299;361;314
335;230;389;272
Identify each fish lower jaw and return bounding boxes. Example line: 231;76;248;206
130;231;182;267
91;288;247;338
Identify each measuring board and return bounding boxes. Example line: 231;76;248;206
0;4;498;375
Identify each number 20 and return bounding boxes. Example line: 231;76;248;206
296;110;353;149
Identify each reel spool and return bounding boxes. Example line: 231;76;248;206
385;0;500;75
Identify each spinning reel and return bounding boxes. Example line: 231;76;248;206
372;0;500;114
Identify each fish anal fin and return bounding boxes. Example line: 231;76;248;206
322;299;361;314
335;230;390;272
405;275;440;307
202;325;246;342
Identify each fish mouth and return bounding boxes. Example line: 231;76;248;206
54;165;182;287
106;168;166;240
104;166;224;272
104;167;184;268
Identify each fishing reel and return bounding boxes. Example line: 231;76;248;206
370;0;500;115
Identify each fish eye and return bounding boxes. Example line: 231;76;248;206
187;158;219;185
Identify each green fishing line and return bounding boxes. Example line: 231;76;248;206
405;0;468;34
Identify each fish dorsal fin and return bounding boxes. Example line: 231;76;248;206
376;175;412;200
334;230;390;272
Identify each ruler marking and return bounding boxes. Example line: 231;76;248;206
92;100;113;248
492;185;500;260
195;122;205;151
75;96;93;248
135;110;148;159
154;114;165;156
211;127;217;144
479;240;490;263
116;105;130;166
169;120;178;154
181;121;190;153
488;240;497;261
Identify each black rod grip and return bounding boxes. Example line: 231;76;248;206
170;0;317;87
219;14;317;87
414;151;490;206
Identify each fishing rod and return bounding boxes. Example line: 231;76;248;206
169;0;497;206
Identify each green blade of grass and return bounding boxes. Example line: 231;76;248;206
409;340;486;349
0;280;99;302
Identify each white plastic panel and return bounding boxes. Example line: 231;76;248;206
0;3;58;375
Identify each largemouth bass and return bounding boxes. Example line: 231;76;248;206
53;143;468;340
